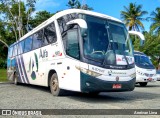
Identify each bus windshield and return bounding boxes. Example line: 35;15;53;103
82;15;134;66
134;55;153;66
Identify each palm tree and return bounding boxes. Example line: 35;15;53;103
121;3;148;31
66;0;93;10
81;4;93;10
150;7;160;33
66;0;81;9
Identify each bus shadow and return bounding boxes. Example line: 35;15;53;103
13;83;50;93
135;84;160;88
67;91;160;103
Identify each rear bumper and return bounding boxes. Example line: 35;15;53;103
80;72;135;93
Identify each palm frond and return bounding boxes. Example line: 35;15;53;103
120;2;147;31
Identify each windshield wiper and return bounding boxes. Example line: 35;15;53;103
122;51;129;66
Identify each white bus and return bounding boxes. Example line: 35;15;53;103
134;51;157;86
7;9;145;96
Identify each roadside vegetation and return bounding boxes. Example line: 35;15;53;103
0;69;7;82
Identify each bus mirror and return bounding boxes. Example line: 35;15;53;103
128;31;145;46
140;40;144;46
81;28;87;37
66;19;88;37
66;19;88;29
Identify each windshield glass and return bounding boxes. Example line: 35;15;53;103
82;15;134;66
134;54;153;66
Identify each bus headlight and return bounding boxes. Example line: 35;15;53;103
137;70;144;75
130;73;136;78
75;66;102;77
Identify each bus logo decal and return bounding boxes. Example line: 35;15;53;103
39;49;48;58
53;51;62;57
28;53;39;80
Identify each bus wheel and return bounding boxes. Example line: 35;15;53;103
50;73;64;96
139;82;148;87
14;73;18;85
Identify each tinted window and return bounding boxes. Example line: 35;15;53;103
66;28;80;59
8;46;13;57
43;23;57;46
13;44;18;57
134;55;152;65
32;30;43;49
24;37;32;53
18;41;24;54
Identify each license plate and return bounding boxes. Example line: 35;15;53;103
112;84;122;89
148;78;152;81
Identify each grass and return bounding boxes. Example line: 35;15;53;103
0;69;8;82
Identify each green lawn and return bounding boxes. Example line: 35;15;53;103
0;69;8;82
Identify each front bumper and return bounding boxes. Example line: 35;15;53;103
157;75;160;81
80;72;136;93
136;75;157;82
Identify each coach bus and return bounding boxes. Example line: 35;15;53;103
7;9;145;96
134;51;157;86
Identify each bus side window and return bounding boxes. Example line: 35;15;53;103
43;23;57;46
66;27;80;60
32;30;43;50
7;46;13;68
24;36;33;53
13;44;18;57
18;41;25;54
11;45;17;68
8;46;13;58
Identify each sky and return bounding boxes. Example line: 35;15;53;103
33;0;160;31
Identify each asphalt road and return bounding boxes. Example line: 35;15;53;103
0;81;160;117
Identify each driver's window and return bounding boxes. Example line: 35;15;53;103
66;28;80;60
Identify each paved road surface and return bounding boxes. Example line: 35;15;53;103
0;81;160;117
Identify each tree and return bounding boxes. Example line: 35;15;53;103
26;0;36;32
140;31;160;67
67;0;80;9
30;10;54;28
0;0;36;41
121;3;148;31
150;7;160;34
67;0;93;10
0;20;9;47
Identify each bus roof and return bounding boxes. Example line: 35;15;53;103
18;9;123;42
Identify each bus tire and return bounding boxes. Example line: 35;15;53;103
139;82;148;87
50;73;64;96
13;73;18;85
